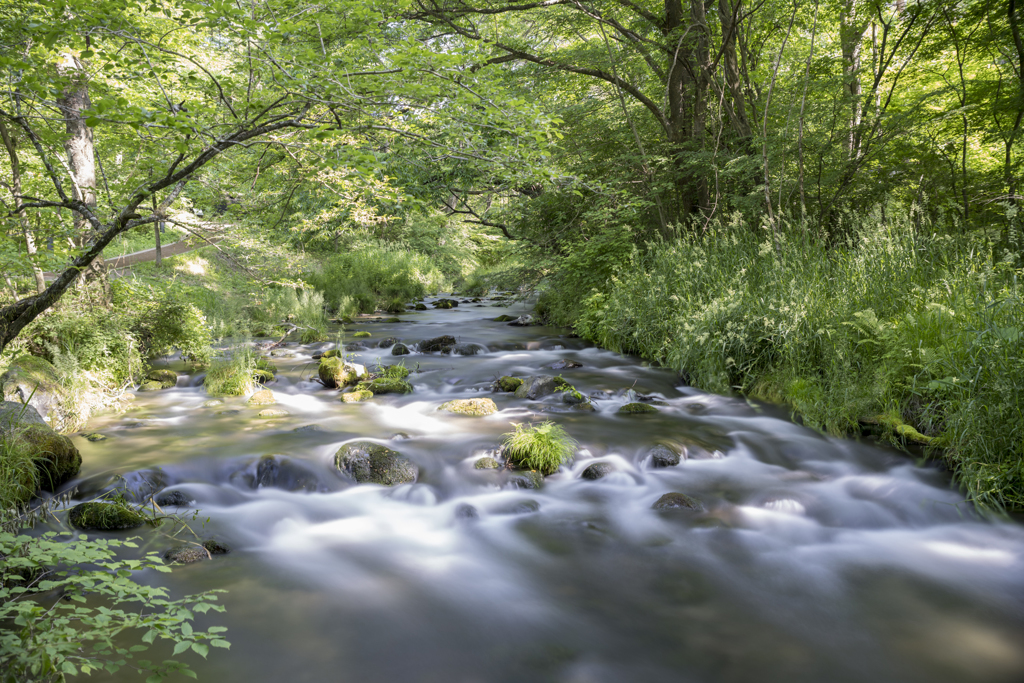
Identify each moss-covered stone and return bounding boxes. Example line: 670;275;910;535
68;502;149;530
247;389;276;406
82;432;108;442
318;357;366;388
322;349;342;359
380;364;410;380
652;492;704;512
438;398;498;416
414;303;427;311
508;470;544;490
253;369;275;384
202;399;224;408
648;444;681;468
493;315;517;322
419;335;456;353
496;376;524;393
146;369;178;388
382;317;401;323
377;337;399;348
19;425;82;491
433;299;458;309
258;408;289;418
513;376;564;400
137;380;164;392
358;378;414;395
163;539;229;564
392;343;410;356
334;441;418;485
474;457;500;469
618;402;659;414
341;390;374;403
352;331;371;338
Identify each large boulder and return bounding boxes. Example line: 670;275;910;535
1;356;72;431
433;298;458;309
452;343;483;356
652;492;704;512
0;401;81;492
647;444;681;468
334;441;418;485
419;335;456;353
318;357;367;388
437;398;498;416
391;343;410;356
145;369;178;389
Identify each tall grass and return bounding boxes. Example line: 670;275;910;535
305;242;448;315
555;209;1024;511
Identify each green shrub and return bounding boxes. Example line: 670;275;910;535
502;421;577;475
204;347;261;396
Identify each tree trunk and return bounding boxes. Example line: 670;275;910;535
56;52;110;302
840;0;866;159
719;0;753;141
0;116;46;293
153;194;163;266
1007;0;1024;204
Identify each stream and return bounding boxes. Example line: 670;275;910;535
64;294;1024;683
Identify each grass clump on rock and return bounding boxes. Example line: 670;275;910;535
619;402;658;414
496;376;523;393
358;378;414;395
502;421;578;475
204;347;263;396
68;501;150;530
319;357;366;388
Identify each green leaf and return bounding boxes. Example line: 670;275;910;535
191;642;209;658
172;640;193;656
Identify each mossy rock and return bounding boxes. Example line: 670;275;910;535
438;398;498;417
352;331;372;338
474;457;500;469
322;349;342;359
202;399;224;408
155;489;193;507
146;369;178;388
68;502;149;530
247;390;276;406
493;315;517;322
358;378;414;395
19;425;82;491
496;376;524;393
379;364;410;380
318;357;366;388
334;441;418;485
1;355;70;430
392;343;410;356
513;376;565;400
137;380;164;392
382;317;401;323
163;539;230;564
82;432;108;442
619;402;658;414
253;369;275;384
414;303;427;311
419;335;457;353
508;470;544;490
377;337;399;348
258;408;289;418
581;462;614;480
648;444;681;468
341;390;374;403
652;492;704;512
433;299;458;309
339;316;355;325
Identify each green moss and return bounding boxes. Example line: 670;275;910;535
137;380;164;392
145;369;178;388
257;408;289;418
496;376;524;392
380;364;410;380
68;502;150;530
352;331;372;338
247;390;276;405
474;457;500;469
321;349;342;359
341;390;374;403
502;421;577;475
618;402;658;414
318;357;364;388
358;378;414;395
415;303;427;311
334;441;418;485
438;398;498;416
19;425;81;491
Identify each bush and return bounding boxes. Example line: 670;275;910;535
305;242;448;314
502;421;577;475
0;529;229;681
204;346;262;396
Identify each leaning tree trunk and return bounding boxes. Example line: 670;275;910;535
0;116;46;293
56;52;110;303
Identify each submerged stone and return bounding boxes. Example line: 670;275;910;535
618;402;658;414
415;303;427;311
392;343;410;356
438;398;498;417
508;470;544;490
146;369;178;388
455;503;479;520
155;489;193;507
334;441;418;486
549;359;583;370
68;502;149;530
474;456;500;469
202;399;224;408
452;343;483;356
341;390;374;403
513;376;566;400
648;444;681;468
419;335;457;353
493;315;517;322
581;462;614;480
258;408;289;418
163;539;229;564
377;337;399;348
652;492;704;512
82;432;108;442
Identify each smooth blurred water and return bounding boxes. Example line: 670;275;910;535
61;295;1024;683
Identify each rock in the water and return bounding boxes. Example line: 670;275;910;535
203;539;230;555
345;343;367;351
319;357;367;388
438;398;498;416
415;303;427;311
377;337;399;348
581;462;614;480
321;349;342;359
513;376;566;400
549;359;583;370
247;389;276;405
164;545;210;564
0;401;82;492
258;408;289;418
146;369;178;388
618;402;658;414
341;390;374;403
334;441;418;485
455;503;479;520
507;315;535;326
495;376;524;393
433;298;458;309
492;315;517;322
419;335;457;353
652;492;704;512
474;456;500;469
82;432;108;442
155;489;193;507
508;470;544;490
293;424;323;432
68;502;149;530
648;444;681;468
392;343;410;356
452;343;483;356
203;399;224;408
359;378;414;395
253;454;324;492
137;380;164;392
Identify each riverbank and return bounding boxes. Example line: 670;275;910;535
536;216;1024;513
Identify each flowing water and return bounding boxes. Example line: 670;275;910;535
63;295;1024;683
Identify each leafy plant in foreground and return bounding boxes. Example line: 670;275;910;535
502;421;578;475
0;530;229;682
